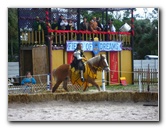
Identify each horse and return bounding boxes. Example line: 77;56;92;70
52;54;110;92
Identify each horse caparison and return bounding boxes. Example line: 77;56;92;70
52;54;110;93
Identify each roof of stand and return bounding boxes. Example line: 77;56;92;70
60;8;135;12
79;8;135;12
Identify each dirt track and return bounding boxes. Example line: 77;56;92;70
8;100;159;121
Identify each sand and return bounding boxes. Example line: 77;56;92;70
8;100;159;121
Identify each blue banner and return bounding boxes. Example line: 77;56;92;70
92;41;100;55
66;41;122;52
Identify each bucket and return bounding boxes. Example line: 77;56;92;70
119;23;131;32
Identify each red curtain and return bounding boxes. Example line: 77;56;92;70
110;52;118;84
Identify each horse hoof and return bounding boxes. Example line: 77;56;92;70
52;89;55;93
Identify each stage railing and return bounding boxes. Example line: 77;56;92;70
20;30;131;46
20;30;45;45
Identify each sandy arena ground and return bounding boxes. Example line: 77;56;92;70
8;100;159;121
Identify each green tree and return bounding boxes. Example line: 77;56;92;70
134;18;158;59
8;8;18;62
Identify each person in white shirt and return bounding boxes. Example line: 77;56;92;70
60;18;68;30
71;43;87;82
109;19;116;32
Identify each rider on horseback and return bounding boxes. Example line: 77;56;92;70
71;43;87;82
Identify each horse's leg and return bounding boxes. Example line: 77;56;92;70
52;64;70;93
86;77;101;91
83;83;88;91
63;77;69;92
52;80;63;93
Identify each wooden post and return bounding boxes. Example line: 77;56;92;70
103;34;105;41
28;31;30;45
63;33;65;45
128;35;131;45
116;33;118;41
32;31;34;44
67;33;69;41
35;31;37;42
75;33;77;40
113;34;115;41
147;64;150;92
100;33;102;41
42;30;44;44
39;31;41;44
109;34;112;40
59;33;61;45
92;33;94;39
55;32;57;45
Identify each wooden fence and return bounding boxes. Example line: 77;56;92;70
134;67;158;85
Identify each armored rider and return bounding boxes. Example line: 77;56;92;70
71;43;87;82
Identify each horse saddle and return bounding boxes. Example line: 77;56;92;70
70;59;85;72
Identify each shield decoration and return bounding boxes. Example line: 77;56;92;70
92;41;100;55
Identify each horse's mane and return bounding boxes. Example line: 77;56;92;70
87;54;106;66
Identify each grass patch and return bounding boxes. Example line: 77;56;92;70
88;84;158;92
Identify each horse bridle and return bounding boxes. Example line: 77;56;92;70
91;56;109;71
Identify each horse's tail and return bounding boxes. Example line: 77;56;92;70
52;68;57;81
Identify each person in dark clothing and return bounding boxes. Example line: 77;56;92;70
80;17;89;31
80;17;89;40
33;16;42;31
104;19;116;32
57;15;64;30
96;17;103;31
51;18;58;30
32;16;43;43
66;19;74;30
70;43;87;82
41;18;51;43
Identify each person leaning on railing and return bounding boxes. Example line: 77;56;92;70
32;16;43;43
33;16;42;31
51;18;58;30
80;17;90;40
103;19;116;41
66;19;75;40
42;18;52;42
60;18;68;30
21;71;36;93
80;17;89;31
90;17;101;32
96;17;103;31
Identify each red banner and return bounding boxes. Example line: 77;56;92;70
110;52;119;84
67;52;74;64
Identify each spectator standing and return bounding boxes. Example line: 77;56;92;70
51;18;58;30
60;18;68;30
33;16;42;31
58;15;64;30
33;16;43;43
89;17;98;32
108;19;116;32
80;17;89;31
66;19;75;30
90;17;101;32
96;17;103;31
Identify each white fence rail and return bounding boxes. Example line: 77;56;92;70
8;62;19;78
134;60;158;70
